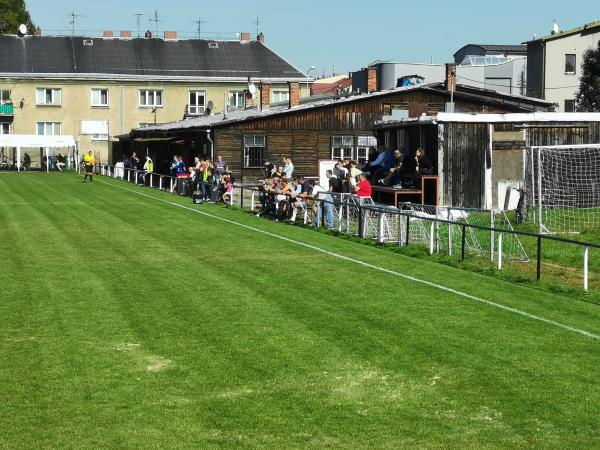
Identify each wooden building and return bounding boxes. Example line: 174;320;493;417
374;112;600;209
122;76;553;182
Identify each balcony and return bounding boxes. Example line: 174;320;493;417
0;103;14;116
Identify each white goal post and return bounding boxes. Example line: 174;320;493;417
525;144;600;234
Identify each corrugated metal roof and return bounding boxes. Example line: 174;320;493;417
0;35;307;80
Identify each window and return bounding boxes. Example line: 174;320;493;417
243;135;266;168
36;88;61;106
272;91;289;104
228;91;245;109
188;91;206;115
91;88;109;107
0;122;10;134
331;136;354;160
0;90;11;104
564;99;576;112
565;54;576;74
91;134;109;141
37;122;62;136
139;90;163;107
356;136;377;164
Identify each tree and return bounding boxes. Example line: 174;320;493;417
575;42;600;112
0;0;36;35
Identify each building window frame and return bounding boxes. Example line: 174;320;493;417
243;135;266;168
0;90;11;105
228;91;245;109
37;122;62;136
564;99;576;112
91;88;109;107
36;88;62;106
91;134;109;141
564;54;577;75
188;90;206;115
331;135;354;160
272;90;289;104
139;89;163;108
0;122;11;134
356;136;377;165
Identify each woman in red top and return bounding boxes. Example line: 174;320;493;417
354;173;372;197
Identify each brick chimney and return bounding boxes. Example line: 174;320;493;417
103;31;114;39
289;82;300;108
260;83;271;110
120;30;132;39
164;31;177;40
257;32;265;44
366;67;378;93
445;63;457;93
240;32;251;42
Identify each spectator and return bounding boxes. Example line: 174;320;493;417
263;160;275;178
379;149;405;187
326;169;341;193
214;155;228;185
272;165;284;179
349;161;362;179
369;147;396;182
23;153;31;171
283;157;294;180
55;153;65;172
354;172;372;198
333;161;348;179
131;152;140;170
221;175;233;203
308;180;334;229
412;147;434;187
141;155;153;185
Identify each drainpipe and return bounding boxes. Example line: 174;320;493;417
206;129;213;161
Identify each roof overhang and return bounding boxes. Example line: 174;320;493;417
0;73;312;83
0;134;76;148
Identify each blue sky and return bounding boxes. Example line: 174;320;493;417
26;0;599;75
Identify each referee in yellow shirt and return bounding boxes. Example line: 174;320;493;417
82;151;96;183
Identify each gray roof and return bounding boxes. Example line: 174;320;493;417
476;44;527;52
0;35;308;81
131;82;553;136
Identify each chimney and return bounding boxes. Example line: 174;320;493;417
120;30;132;39
288;82;300;108
240;32;251;42
257;32;265;44
103;31;114;39
164;31;177;40
445;63;457;93
260;82;271;110
366;67;378;93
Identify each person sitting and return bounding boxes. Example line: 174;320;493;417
354;172;372;198
55;153;66;172
369;146;396;182
412;147;434;187
379;149;405;187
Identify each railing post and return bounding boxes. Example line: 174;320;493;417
358;207;364;238
159;176;163;191
127;169;130;183
398;212;403;247
150;174;153;188
490;210;495;262
536;236;542;281
461;224;466;261
346;203;350;234
338;202;343;232
448;223;453;256
171;178;174;193
377;213;385;244
497;232;503;271
405;215;410;246
584;246;589;292
240;186;244;209
429;221;435;255
251;190;256;210
435;221;440;254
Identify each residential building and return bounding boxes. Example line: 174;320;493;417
525;21;600;111
453;44;527;65
0;31;310;164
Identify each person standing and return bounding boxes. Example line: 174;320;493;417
308;180;334;229
326;169;341;193
82;151;95;182
142;155;153;185
283;157;294;180
214;155;228;185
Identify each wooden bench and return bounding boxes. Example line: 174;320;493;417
371;176;439;207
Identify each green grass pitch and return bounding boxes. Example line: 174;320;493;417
1;172;600;449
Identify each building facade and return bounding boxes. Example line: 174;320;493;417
526;21;600;111
0;32;310;165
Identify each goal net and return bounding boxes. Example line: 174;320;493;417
525;144;600;234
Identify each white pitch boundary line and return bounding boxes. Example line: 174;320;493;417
98;178;600;342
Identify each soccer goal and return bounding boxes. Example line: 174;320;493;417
525;144;600;234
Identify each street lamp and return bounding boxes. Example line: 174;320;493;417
306;65;316;97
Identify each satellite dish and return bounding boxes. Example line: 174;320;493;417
552;20;559;34
248;83;257;95
18;24;27;35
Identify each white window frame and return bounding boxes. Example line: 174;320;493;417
331;136;354;160
36;88;62;106
188;91;206;115
91;88;109;107
139;89;163;108
565;54;576;75
0;90;11;105
356;136;377;164
243;135;266;168
37;122;62;136
228;91;245;109
272;91;289;104
0;122;11;134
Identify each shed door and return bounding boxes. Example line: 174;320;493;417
444;123;489;208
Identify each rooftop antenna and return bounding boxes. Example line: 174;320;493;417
149;10;162;37
552;19;559;34
252;16;261;36
134;13;144;38
191;18;212;38
69;9;85;37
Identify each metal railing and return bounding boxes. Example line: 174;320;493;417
99;165;599;292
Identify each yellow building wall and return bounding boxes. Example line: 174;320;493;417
0;79;309;163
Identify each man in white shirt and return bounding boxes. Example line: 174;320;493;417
307;180;334;229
